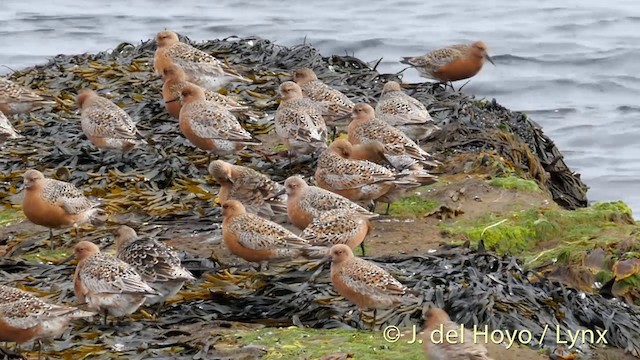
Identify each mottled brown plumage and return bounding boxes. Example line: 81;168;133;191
0;77;56;115
349;103;438;170
22;169;101;248
275;81;327;156
179;84;260;157
221;200;316;263
162;63;246;119
300;208;371;257
73;241;158;319
401;41;495;83
423;308;494;360
330;244;409;309
77;89;147;152
292;68;354;121
154;30;252;91
0;285;93;348
283;176;375;230
115;226;195;306
208;160;287;218
376;81;440;141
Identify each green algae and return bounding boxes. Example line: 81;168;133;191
488;176;541;192
0;208;24;227
233;326;425;360
386;195;440;217
441;201;638;261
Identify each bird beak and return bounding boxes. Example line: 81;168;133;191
484;54;496;66
271;188;286;199
58;253;76;265
165;97;180;104
16;183;25;192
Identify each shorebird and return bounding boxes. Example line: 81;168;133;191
315;140;422;207
178;84;260;161
0;78;56;115
154;30;252;91
21;169;102;249
162;63;247;119
0;111;22;140
329;138;392;167
329;138;437;214
349;103;439;171
423;307;494;360
292;67;354;137
274;81;327;160
400;41;495;88
208;160;287;218
76;89;147;153
73;241;159;325
300;208;372;256
329;244;414;324
375;81;440;142
115;226;195;312
0;285;94;359
221;200;321;268
281;176;376;230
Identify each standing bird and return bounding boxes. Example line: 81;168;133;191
376;81;440;142
300;208;372;256
281;176;375;230
76;89;147;153
400;41;495;85
0;111;22;140
154;30;252;91
221;200;320;267
330;138;437;214
349;103;439;171
315;140;421;206
178;84;260;160
292;68;354;127
0;285;94;359
21;169;102;249
329;138;392;167
208;160;287;218
275;81;327;159
0;78;56;115
115;226;195;311
162;63;247;119
423;307;494;360
329;244;413;324
73;241;159;325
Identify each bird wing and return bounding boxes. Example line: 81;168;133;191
231;214;309;250
117;239;194;283
185;102;253;141
339;258;407;296
80;254;156;295
44;179;94;215
82;98;139;139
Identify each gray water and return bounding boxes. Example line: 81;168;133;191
2;0;639;215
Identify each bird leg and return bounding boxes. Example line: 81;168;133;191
36;339;42;360
154;302;165;317
103;311;109;327
384;203;391;215
49;229;55;250
359;241;366;257
258;261;269;272
457;79;472;92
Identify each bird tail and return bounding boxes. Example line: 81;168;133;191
301;245;331;259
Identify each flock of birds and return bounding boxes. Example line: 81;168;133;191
0;30;497;359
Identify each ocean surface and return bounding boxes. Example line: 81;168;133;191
1;0;639;215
